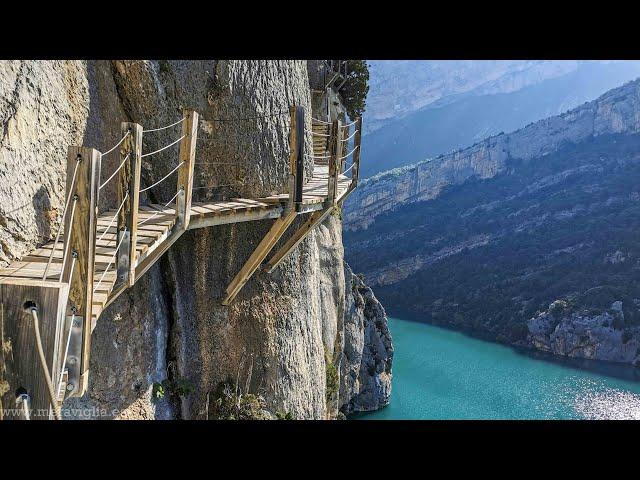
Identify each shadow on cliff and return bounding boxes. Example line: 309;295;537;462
32;185;53;241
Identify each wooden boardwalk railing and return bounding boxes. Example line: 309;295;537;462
0;105;361;420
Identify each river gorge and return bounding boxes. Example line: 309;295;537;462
355;317;640;420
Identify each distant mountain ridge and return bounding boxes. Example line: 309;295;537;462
361;61;640;177
365;60;583;134
345;77;640;231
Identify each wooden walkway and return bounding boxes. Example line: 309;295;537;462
0;166;352;325
0;106;361;417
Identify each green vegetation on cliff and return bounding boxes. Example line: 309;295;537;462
340;60;370;119
345;133;640;342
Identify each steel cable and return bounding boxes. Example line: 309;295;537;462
139;161;185;193
102;131;130;157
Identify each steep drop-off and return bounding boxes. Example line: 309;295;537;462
0;60;392;419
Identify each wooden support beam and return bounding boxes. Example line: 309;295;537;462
264;207;333;273
61;146;100;397
176;109;198;230
116;122;142;288
132;224;182;287
0;280;68;419
188;205;284;229
339;122;348;173
351;117;362;188
221;211;297;305
326;119;340;206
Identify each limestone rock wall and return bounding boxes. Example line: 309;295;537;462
0;60;393;420
339;263;393;414
527;301;640;365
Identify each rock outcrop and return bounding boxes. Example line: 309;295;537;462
345;78;640;231
339;263;393;414
0;60;392;419
528;301;640;365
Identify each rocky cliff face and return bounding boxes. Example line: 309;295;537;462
0;60;392;419
345;78;640;231
528;301;640;366
339;263;393;414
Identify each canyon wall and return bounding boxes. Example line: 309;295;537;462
340;263;393;414
0;60;392;419
345;78;640;231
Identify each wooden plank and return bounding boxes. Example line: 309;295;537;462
140;204;177;215
265;207;333;273
0;281;68;419
0;261;115;278
327;120;340;206
117;122;142;288
95;224;164;239
351;116;362;188
176;109;198;230
221;210;297;305
188;204;284;229
60;146;100;397
29;239;147;258
86;231;158;247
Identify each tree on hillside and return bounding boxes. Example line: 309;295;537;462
339;60;370;119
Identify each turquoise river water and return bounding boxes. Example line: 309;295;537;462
355;317;640;419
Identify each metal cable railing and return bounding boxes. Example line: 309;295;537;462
338;145;359;161
137;189;183;227
343;162;356;175
56;195;78;282
143;117;185;133
96;192;129;244
139;161;184;193
42;157;82;281
27;307;62;420
101;131;130;157
99;153;130;191
141;134;185;158
342;129;358;143
93;227;128;295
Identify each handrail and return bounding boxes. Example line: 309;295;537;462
102;131;130;157
140;134;185;158
143;117;185;133
139;161;184;193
